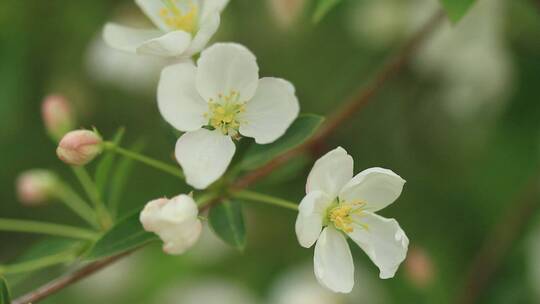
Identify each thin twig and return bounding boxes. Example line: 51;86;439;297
12;250;134;304
455;175;540;304
12;9;446;304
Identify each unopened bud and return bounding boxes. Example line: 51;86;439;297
57;130;103;166
404;246;435;288
268;0;306;29
16;170;58;206
41;95;75;141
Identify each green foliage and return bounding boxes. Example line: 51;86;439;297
313;0;343;23
86;211;157;260
209;200;246;251
0;276;10;304
0;239;86;275
95;127;125;194
239;114;324;170
440;0;476;23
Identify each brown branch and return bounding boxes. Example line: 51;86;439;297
12;250;135;304
13;9;446;304
455;175;540;304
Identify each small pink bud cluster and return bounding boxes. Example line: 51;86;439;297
41;95;75;141
16;170;58;206
57;130;103;166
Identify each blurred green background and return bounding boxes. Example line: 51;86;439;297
1;0;540;303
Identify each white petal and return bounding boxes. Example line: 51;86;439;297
196;43;259;102
135;0;174;31
137;30;192;57
103;23;163;53
239;78;300;144
314;227;354;293
158;62;208;132
139;194;202;255
184;12;220;56
306;147;353;198
339;167;405;212
200;0;229;20
347;212;409;279
295;191;332;248
175;129;236;189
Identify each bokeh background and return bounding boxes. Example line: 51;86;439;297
1;0;540;303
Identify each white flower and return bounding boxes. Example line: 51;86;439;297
158;43;300;189
103;0;228;58
295;147;409;293
140;194;202;255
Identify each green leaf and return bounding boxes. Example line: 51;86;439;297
95;127;125;194
0;276;10;304
0;239;86;275
239;114;324;170
109;140;146;216
313;0;343;23
86;210;157;260
440;0;476;23
209;200;246;251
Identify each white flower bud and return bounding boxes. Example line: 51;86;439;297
41;94;75;141
16;170;58;206
56;130;103;166
140;194;202;255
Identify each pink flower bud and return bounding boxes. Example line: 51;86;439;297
404;246;435;288
16;170;58;206
57;130;103;166
41;95;75;141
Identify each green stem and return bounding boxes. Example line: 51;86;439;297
103;142;184;179
0;252;77;275
0;219;98;240
232;190;298;211
71;167;112;229
54;183;100;229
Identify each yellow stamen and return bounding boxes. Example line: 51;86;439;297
205;91;246;138
328;200;368;233
159;0;199;34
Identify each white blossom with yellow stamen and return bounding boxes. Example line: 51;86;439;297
295;147;409;293
103;0;228;58
158;43;299;189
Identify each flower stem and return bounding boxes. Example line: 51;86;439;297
0;252;77;275
0;219;98;240
54;182;100;229
71;167;112;229
103;142;184;179
232;190;298;211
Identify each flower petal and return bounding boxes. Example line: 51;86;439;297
175;129;236;189
137;30;192;57
306;147;353;198
103;23;163;53
196;43;259;102
295;191;332;248
239;78;300;144
158;62;208;132
339;167;405;212
200;0;229;20
135;0;176;31
347;212;409;279
184;11;220;56
314;227;354;293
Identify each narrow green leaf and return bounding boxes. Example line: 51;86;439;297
86;210;157;260
313;0;343;23
440;0;476;23
239;114;324;170
0;239;86;275
109;140;146;216
209;200;246;251
0;276;10;304
95;127;125;194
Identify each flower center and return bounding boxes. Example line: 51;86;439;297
205;91;246;137
159;0;199;34
327;200;367;233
